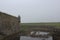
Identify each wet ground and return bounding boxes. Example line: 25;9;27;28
20;36;53;40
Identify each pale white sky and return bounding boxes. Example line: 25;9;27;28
0;0;60;23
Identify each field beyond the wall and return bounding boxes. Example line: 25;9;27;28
21;22;60;31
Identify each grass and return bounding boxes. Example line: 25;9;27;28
20;22;60;31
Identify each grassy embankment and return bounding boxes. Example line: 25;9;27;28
20;22;60;36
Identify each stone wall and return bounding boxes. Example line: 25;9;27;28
0;12;20;40
52;29;60;40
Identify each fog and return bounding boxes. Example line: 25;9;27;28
0;0;60;23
